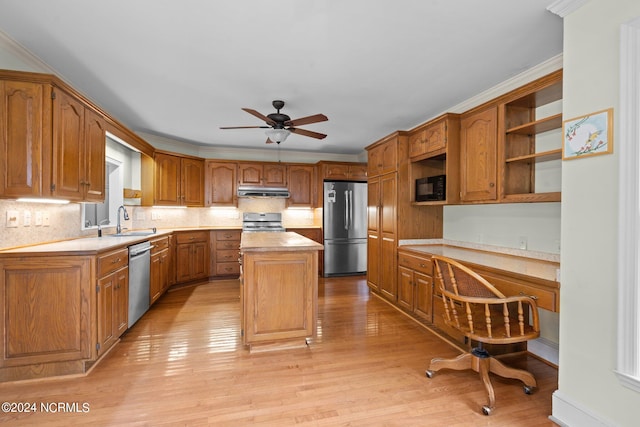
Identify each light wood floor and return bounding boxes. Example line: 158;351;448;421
0;276;558;426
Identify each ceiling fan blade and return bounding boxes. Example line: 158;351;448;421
284;114;328;127
289;127;327;140
242;108;277;126
265;138;275;144
220;125;270;129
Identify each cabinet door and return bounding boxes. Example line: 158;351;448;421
367;177;380;232
379;236;397;301
150;252;163;304
114;267;129;337
366;234;380;291
263;163;287;187
52;89;85;200
380;140;397;175
397;266;414;311
0;256;91;367
175;244;192;282
424;120;446;154
380;173;396;236
154;152;181;205
83;109;106;202
97;270;117;356
325;163;350;180
413;272;433;322
160;249;170;293
181;157;204;206
460;107;498;202
206;161;237;206
368;145;383;177
348;164;368;180
191;241;209;279
238;163;262;186
0;80;45;198
287;164;314;207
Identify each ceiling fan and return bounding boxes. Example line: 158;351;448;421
220;100;328;144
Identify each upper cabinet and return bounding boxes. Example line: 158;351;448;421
409;113;461;205
152;151;204;206
238;162;287;187
51;88;106;202
0;80;49;198
367;134;398;177
205;160;237;207
287;164;315;207
317;161;367;181
460;106;498;203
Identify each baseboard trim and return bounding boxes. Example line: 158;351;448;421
551;390;613;427
528;336;559;366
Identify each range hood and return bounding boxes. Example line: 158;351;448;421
237;186;290;198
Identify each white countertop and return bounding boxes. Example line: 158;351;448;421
240;232;323;252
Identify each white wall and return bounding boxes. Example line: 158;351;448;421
552;1;640;426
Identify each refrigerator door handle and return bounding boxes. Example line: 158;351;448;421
344;190;349;230
349;190;353;230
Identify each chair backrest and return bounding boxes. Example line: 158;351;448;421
432;255;540;345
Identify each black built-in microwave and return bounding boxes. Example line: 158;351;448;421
415;175;446;202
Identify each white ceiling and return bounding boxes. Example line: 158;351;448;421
0;1;562;156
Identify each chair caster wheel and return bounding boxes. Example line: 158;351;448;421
524;385;534;395
425;370;434;378
482;405;492;416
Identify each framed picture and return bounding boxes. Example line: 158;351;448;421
562;108;613;160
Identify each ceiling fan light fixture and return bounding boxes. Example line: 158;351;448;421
265;128;290;143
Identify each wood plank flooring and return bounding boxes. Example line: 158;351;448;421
0;276;558;426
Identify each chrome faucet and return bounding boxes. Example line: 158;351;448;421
116;206;129;235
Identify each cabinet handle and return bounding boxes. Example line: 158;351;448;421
489;182;495;187
419;263;426;268
112;258;121;263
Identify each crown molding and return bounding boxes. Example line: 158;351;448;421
546;0;590;18
0;29;57;74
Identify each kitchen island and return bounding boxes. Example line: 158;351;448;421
240;232;323;352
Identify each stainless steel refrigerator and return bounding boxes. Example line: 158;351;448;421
323;181;367;276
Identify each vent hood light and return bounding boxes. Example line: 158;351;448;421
16;198;70;204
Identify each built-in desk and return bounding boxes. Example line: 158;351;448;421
399;244;560;312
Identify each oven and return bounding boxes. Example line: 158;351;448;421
242;212;286;232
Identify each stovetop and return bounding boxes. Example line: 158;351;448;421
242;212;285;232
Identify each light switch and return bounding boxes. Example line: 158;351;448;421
35;211;43;226
23;210;31;226
518;236;528;250
6;210;18;227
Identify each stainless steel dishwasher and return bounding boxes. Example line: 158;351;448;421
128;240;152;327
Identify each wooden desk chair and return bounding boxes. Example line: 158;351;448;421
425;255;540;415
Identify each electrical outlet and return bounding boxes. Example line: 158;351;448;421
23;210;31;226
35;211;43;226
42;212;50;226
518;236;528;250
6;210;18;227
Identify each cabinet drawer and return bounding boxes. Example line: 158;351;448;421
481;273;558;312
216;240;239;250
150;236;169;254
216;262;240;276
176;231;209;244
397;252;432;275
216;230;241;241
216;249;239;263
98;248;128;277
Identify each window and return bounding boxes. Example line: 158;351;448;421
616;16;640;392
82;157;123;230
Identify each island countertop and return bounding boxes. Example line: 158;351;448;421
240;231;324;252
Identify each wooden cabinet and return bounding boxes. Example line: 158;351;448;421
0;80;49;198
500;70;562;202
175;230;209;283
96;248;129;357
366;132;443;301
409;113;461;205
51;88;106;202
0;256;92;378
154;152;205;206
287;164;315;207
238;162;287;187
150;236;170;304
317;161;367;181
397;250;433;322
205;160;237;206
210;229;241;278
460;106;498;202
367;138;397;177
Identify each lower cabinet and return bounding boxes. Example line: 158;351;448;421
150;235;170;304
397;250;433;323
175;230;210;283
96;249;129;357
210;229;241;278
0;256;93;380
